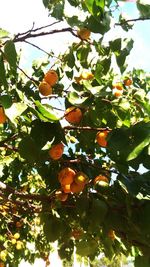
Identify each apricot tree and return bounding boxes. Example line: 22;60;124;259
0;0;150;266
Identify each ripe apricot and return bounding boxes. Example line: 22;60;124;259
70;181;85;193
58;167;76;186
112;83;123;91
124;78;132;86
114;89;122;98
0;107;7;124
94;175;109;186
16;221;23;228
80;71;94;80
77;28;91;40
44;70;58;86
74;172;88;185
96;130;109;148
62;184;71;193
0;262;5;267
49;143;64;160
65;106;83;124
55;190;68;202
108;229;116;241
39;81;52;96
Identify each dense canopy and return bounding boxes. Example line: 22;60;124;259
0;0;150;266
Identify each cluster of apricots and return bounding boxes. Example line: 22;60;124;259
10;233;23;250
0;107;7;124
38;69;58;96
58;167;88;195
112;78;132;98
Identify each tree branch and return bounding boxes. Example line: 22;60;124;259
63;125;111;131
13;27;78;43
115;17;150;26
0;181;54;204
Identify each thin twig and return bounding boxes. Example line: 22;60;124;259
115;17;150;26
13;27;78;42
63;125;111;131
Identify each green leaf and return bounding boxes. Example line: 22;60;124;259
0;95;12;108
85;0;105;17
87;13;110;34
90;198;108;224
67;91;89;106
0;55;8;89
127;135;150;161
110;38;121;53
0;28;10;38
18;136;40;163
5;102;27;124
136;1;150;18
51;2;64;20
76;239;97;256
135;256;150;267
34;101;59;121
4;40;17;72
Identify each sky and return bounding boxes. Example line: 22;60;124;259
1;0;150;72
0;0;149;266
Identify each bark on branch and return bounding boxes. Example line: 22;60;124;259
115;17;150;26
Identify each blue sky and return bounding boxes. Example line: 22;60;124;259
1;0;150;72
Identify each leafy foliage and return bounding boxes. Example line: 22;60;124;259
0;0;150;266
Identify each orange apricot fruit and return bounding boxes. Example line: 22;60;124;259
0;107;7;124
77;28;91;40
49;143;64;160
70;181;85;193
58;167;76;186
80;71;94;80
55;190;68;202
108;229;116;241
74;172;88;185
16;221;23;228
114;89;123;98
0;262;5;267
39;81;52;96
71;228;83;240
112;83;123;91
44;70;58;86
96;130;109;148
65;106;83;124
94;175;109;186
62;184;71;193
124;78;132;86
